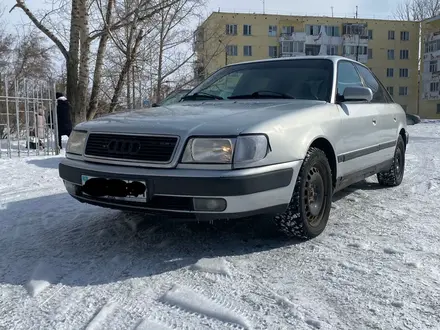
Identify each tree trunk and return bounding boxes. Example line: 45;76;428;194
87;0;114;121
67;0;81;125
76;0;90;125
110;30;144;113
156;34;164;104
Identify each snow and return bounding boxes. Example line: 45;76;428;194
1;123;440;329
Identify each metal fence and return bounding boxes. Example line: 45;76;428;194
0;76;59;158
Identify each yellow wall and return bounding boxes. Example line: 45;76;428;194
419;18;440;118
198;12;419;114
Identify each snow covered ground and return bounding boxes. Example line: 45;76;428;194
1;123;440;330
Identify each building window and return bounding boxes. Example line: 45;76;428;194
430;82;439;92
305;44;321;55
282;41;304;54
399;86;408;96
387;49;394;60
425;39;440;53
387;86;394;95
268;25;277;36
399;68;409;77
243;45;252;56
269;46;278;58
400;31;410;40
226;45;238;56
327;45;339;55
243;25;252;36
305;25;320;36
388;30;395;40
225;24;237;35
400;49;409;59
437;104;440;114
368;29;373;39
367;48;373;59
430;60;438;73
325;26;340;36
343;45;367;56
282;26;294;35
387;68;394;77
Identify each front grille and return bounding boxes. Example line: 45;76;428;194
85;133;178;163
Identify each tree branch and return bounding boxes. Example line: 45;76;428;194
88;0;180;41
10;0;69;59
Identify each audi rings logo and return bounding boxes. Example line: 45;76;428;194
107;139;141;155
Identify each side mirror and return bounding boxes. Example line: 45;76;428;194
342;86;373;102
151;103;158;108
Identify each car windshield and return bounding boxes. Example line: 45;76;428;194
183;59;333;102
160;89;190;106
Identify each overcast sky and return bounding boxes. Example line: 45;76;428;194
3;0;399;29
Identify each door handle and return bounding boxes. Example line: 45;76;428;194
372;119;377;125
393;117;397;122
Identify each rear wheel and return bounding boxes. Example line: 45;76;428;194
274;147;333;239
377;135;405;187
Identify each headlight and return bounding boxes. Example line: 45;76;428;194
66;131;87;155
182;138;234;163
234;135;268;164
181;135;268;164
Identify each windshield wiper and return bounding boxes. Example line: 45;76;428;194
228;90;295;100
181;91;223;100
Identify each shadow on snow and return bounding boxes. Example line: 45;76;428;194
0;179;384;288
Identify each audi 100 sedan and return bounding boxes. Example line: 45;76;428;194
59;56;408;239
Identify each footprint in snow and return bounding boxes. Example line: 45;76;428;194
305;319;321;329
391;301;404;308
383;247;404;255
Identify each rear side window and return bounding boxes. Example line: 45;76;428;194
337;61;363;96
354;64;391;103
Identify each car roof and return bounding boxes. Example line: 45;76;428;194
226;55;358;67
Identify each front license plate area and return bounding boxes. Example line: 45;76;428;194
81;175;147;203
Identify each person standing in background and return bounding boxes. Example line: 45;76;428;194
36;104;46;149
56;92;72;149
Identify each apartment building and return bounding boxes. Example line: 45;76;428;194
421;15;440;118
194;12;419;114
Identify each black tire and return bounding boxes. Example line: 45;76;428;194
274;147;333;239
377;135;405;187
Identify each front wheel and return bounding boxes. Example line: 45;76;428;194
377;135;405;187
274;147;333;239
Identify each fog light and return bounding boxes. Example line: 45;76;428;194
64;181;80;195
193;198;227;212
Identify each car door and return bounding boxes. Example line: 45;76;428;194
353;63;397;162
335;60;380;177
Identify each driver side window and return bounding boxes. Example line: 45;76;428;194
337;61;363;96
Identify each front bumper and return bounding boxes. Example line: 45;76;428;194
59;158;302;221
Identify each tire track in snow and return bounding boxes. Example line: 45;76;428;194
84;301;118;330
159;284;251;329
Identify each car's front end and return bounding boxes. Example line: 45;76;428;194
59;122;302;221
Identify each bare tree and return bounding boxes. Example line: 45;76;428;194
152;0;204;103
395;0;440;20
10;0;181;125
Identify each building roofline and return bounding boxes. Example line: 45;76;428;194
422;15;440;23
208;11;418;23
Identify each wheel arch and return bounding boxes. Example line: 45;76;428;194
399;127;408;150
307;137;337;189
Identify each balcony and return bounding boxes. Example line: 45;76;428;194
279;29;342;46
343;54;368;64
342;34;368;46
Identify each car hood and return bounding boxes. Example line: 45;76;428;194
76;100;325;136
